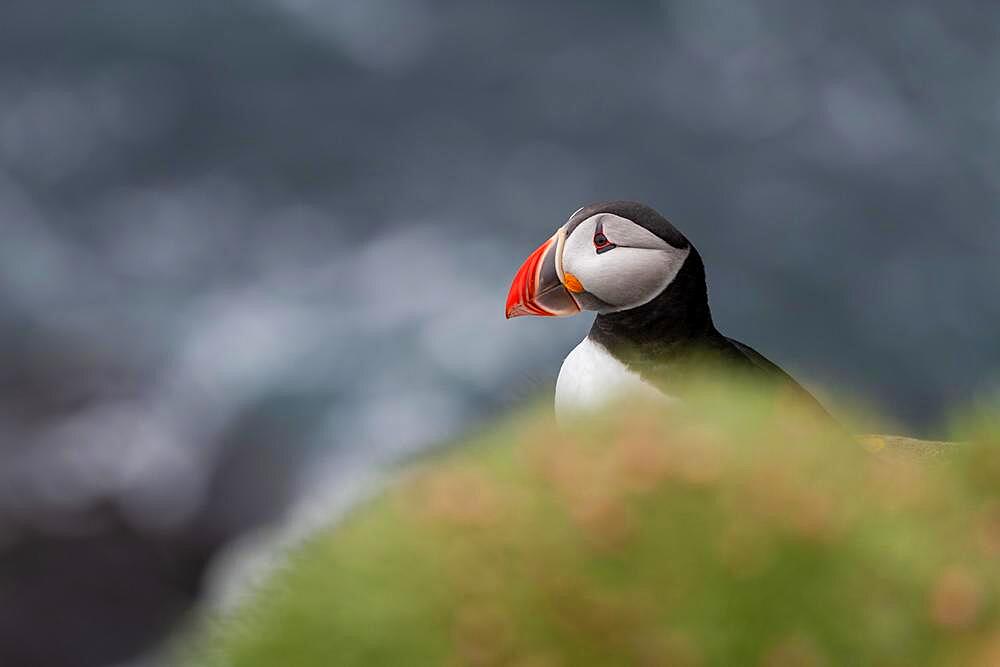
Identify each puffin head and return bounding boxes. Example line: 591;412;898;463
506;201;694;319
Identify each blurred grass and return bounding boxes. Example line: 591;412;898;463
189;378;1000;666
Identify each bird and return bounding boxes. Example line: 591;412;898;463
505;200;831;423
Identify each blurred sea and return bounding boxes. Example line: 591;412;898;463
1;1;999;664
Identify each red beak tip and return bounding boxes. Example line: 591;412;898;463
506;234;580;319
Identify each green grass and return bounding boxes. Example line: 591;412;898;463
188;379;1000;666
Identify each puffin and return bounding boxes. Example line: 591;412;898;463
505;200;831;422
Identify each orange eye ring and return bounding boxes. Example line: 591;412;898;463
593;222;617;254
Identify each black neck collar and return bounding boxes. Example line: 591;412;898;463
588;249;720;364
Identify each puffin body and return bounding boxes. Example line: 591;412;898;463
506;201;830;422
554;336;672;422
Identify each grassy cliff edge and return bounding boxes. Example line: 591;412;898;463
190;381;1000;666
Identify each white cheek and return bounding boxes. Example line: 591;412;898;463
559;213;691;312
566;247;676;309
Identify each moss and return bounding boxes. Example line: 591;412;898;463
189;381;1000;666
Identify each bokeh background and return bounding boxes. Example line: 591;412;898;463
1;1;998;665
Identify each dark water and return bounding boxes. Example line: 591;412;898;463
1;1;998;664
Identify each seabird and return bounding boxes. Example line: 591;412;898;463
505;200;830;423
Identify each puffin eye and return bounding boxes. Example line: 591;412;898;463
593;229;616;254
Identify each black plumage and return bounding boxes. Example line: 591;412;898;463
580;201;832;418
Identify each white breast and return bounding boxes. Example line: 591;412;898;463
554;336;672;424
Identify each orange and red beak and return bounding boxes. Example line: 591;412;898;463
505;230;581;318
